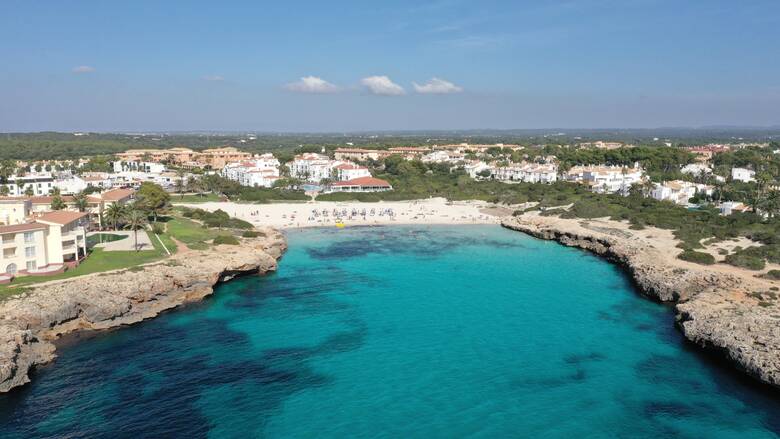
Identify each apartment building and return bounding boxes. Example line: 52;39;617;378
2;173;55;196
490;163;558;184
0;211;88;280
221;155;282;188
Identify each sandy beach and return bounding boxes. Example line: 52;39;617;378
176;198;509;229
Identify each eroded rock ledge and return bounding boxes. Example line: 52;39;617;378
0;227;287;393
502;215;780;390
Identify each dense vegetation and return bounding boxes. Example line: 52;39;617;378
200;175;309;203
179;206;253;229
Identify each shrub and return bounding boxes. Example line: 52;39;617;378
724;253;766;270
765;270;780;280
678;250;716;265
151;222;165;235
242;230;265;238
213;235;240;245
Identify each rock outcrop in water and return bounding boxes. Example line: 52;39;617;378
0;228;286;393
502;214;780;390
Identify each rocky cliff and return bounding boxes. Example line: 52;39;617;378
0;228;287;393
502;215;780;390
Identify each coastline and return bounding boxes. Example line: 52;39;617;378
501;212;780;390
0;227;287;393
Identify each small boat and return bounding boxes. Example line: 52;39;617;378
335;221;345;228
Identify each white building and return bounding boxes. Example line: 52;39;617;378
327;177;392;193
490;163;558;184
2;173;55;196
81;172;114;190
731;167;756;183
719;201;750;216
421;150;465;164
565;164;645;195
651;180;713;205
53;175;88;195
334;163;371;181
113;160;166;174
221;154;282;188
681;163;712;177
464;161;492;178
288;153;349;183
0;210;89;281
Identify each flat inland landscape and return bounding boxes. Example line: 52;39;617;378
1;225;778;437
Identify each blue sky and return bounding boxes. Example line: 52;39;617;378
1;0;778;132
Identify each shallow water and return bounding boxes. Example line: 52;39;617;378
1;225;778;438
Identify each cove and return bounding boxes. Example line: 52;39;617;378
0;225;778;438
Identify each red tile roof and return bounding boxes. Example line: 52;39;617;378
35;211;89;225
29;196;75;204
331;177;391;187
99;188;135;201
0;222;47;234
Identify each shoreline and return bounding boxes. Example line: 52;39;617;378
501;213;780;390
176;198;506;229
0;228;287;393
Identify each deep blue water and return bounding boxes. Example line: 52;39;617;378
1;225;778;438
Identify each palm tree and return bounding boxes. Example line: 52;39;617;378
104;203;127;231
73;191;89;212
176;168;186;199
125;207;148;252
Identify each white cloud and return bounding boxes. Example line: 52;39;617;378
72;65;95;74
413;77;463;94
202;75;225;81
360;76;406;96
285;76;339;93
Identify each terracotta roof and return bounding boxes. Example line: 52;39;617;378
99;188;135;201
35;211;89;225
331;177;392;187
0;222;47;234
29;196;75;204
335;164;366;170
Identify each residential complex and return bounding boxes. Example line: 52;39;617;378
564;164;645;195
115;146;251;169
221;154;282;188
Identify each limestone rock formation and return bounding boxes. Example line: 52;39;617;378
0;227;286;393
502;215;780;389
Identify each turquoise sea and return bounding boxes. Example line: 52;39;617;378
0;225;778;438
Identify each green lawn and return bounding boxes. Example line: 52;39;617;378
0;233;168;297
165;217;219;244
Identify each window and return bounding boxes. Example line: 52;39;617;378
26;261;36;271
24;231;34;243
25;246;35;258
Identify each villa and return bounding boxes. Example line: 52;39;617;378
335;163;372;181
731;167;756;183
564;164;645;195
651;180;713;205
